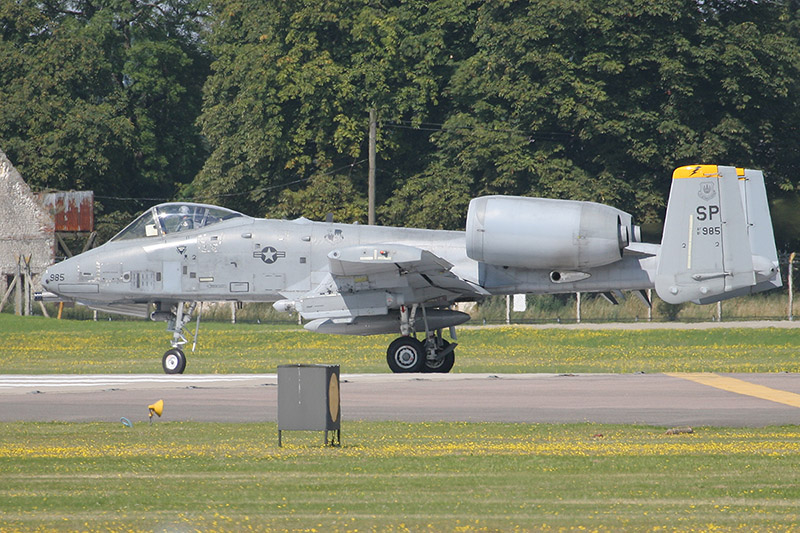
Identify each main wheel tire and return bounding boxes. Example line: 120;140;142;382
162;348;186;374
386;337;426;373
424;341;455;373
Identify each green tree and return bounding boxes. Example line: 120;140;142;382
194;0;475;219
269;173;367;223
385;0;800;230
0;0;209;227
5;0;800;247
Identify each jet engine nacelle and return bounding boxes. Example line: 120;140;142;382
466;196;640;270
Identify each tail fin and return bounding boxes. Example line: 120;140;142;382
655;165;781;305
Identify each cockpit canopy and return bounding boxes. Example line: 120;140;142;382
111;203;244;242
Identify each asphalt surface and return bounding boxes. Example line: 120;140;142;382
1;372;800;427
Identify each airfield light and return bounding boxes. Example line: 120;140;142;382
148;399;164;424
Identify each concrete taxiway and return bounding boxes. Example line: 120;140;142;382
1;373;799;427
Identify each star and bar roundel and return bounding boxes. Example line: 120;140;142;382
253;246;286;264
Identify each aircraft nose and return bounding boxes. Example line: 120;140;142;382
41;263;64;291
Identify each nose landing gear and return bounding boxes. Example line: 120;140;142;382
153;301;200;374
162;348;187;374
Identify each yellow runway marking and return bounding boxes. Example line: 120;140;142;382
666;373;800;408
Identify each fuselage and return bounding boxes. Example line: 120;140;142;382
42;202;659;307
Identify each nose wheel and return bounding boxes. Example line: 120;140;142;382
153;301;199;374
163;348;186;374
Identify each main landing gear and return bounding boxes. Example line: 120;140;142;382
386;336;456;373
385;305;457;374
152;301;200;374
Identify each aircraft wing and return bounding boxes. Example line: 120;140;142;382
292;244;486;320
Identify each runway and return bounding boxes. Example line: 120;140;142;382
1;373;800;427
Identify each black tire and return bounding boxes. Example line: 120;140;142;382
424;341;456;373
162;348;186;374
386;337;426;373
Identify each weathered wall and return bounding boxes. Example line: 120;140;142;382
0;149;55;284
39;191;94;232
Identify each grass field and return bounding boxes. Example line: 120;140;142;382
1;421;799;531
1;313;800;374
4;314;800;531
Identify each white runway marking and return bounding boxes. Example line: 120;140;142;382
0;374;277;392
0;373;570;394
0;373;560;389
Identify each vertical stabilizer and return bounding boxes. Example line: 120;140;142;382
655;165;781;304
734;168;783;299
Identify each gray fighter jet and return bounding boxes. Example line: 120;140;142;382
38;165;781;374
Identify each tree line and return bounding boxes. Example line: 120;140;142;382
3;0;800;247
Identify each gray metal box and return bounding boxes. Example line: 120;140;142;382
277;364;340;445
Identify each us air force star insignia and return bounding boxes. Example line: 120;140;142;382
253;246;286;264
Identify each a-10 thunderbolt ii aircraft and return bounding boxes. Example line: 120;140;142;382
38;165;781;374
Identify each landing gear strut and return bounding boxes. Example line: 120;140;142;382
153;301;200;374
423;338;456;373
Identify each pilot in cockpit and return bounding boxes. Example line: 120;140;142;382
177;205;194;232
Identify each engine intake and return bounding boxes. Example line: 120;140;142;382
466;196;640;270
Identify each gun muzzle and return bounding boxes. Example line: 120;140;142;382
34;291;63;302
